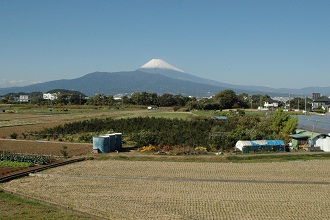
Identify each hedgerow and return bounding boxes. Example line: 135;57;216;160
34;111;296;150
36;117;222;148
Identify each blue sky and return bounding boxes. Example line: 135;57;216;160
1;0;329;89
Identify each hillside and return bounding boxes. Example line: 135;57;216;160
0;71;234;97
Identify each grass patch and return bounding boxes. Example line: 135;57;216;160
227;153;330;163
144;112;194;119
0;161;33;168
0;191;94;220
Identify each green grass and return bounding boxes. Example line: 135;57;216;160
227;153;330;163
144;111;194;119
0;191;94;220
0;161;33;168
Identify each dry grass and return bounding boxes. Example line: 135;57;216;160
3;160;330;219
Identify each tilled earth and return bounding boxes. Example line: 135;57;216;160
0;111;100;179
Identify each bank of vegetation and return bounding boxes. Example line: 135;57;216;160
31;109;297;152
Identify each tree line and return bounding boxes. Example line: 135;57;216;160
0;89;313;111
34;110;297;151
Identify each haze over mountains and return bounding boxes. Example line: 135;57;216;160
0;59;329;97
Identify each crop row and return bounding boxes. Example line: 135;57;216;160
0;151;51;165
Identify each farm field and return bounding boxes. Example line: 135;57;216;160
2;159;330;219
0;107;190;138
0;139;92;156
2;106;330;219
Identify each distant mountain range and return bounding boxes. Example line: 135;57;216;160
0;59;329;97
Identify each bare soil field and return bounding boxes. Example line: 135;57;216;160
0;139;92;156
0;109;96;178
3;160;330;219
0;139;92;178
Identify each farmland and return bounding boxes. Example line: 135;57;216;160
1;106;330;219
2;159;330;219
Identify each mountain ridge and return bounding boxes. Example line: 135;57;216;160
0;59;329;97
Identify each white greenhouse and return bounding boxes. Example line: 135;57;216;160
235;140;285;153
313;134;330;152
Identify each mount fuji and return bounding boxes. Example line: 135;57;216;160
138;59;257;91
0;59;328;96
138;59;330;96
138;59;218;85
139;59;185;73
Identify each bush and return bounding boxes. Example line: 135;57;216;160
60;146;68;159
10;132;17;139
139;145;157;153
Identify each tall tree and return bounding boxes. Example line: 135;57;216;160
214;90;238;109
271;110;297;143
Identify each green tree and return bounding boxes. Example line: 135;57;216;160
271;110;297;143
281;117;298;143
56;94;69;105
158;93;175;107
214;90;238;109
237;93;250;108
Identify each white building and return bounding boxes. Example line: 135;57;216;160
264;100;278;108
312;134;330;152
43;93;58;100
19;95;29;102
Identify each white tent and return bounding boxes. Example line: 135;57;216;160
314;135;330;152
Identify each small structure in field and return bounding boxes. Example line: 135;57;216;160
311;134;330;152
235;140;285;153
289;130;329;151
289;130;312;150
93;133;122;153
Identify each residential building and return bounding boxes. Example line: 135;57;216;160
264;100;279;109
312;97;330;112
312;93;321;101
19;95;29;102
43;93;58;100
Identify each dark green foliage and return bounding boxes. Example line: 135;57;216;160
47;89;86;97
38;117;220;148
35;110;296;151
0;151;51;165
214;90;238;109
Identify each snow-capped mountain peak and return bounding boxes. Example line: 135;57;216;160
139;59;185;73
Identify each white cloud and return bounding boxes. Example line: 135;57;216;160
0;79;41;88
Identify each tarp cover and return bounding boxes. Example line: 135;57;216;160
249;140;284;146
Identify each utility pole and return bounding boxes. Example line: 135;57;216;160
305;96;307;114
289;93;291;111
250;94;253;109
298;98;299;111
